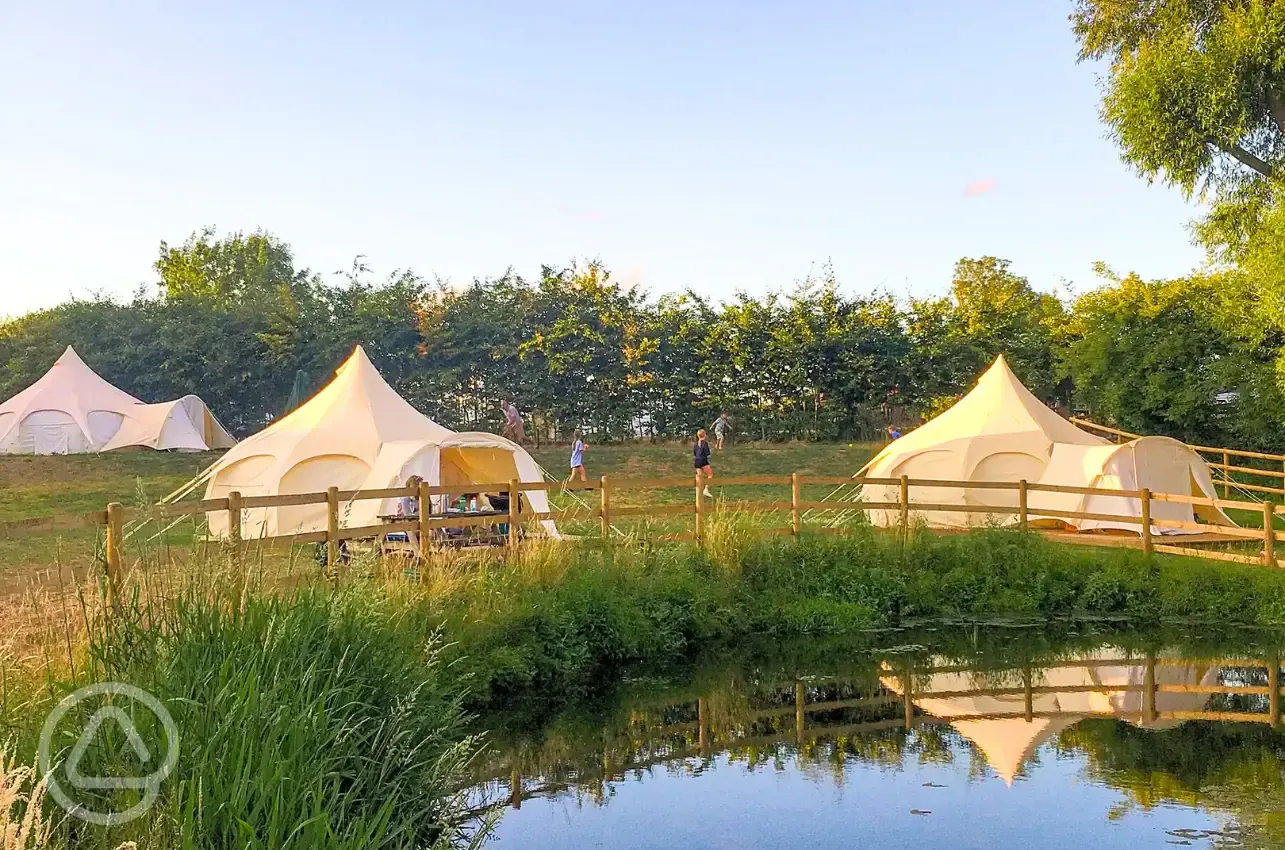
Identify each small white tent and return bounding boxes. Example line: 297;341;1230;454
201;346;555;539
1027;437;1228;533
859;355;1231;534
0;346;235;454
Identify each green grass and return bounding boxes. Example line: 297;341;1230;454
428;524;1285;711
12;580;485;850
9;515;1285;847
0;442;878;595
0;452;219;595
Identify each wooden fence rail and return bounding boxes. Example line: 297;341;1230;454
1071;417;1285;497
6;470;1285;594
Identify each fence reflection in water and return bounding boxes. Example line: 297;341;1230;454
483;649;1285;809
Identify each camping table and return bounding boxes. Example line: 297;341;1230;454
378;509;509;549
376;514;420;558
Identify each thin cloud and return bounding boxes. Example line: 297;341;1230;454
964;179;997;198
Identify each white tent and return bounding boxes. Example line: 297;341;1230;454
1027;437;1229;533
0;346;235;454
100;395;236;452
858;355;1231;534
201;345;556;539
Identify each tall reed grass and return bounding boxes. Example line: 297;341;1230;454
3;548;491;850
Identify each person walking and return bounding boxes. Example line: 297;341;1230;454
567;430;589;484
694;428;714;497
501;400;526;443
711;411;731;449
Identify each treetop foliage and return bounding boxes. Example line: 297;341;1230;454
1;228;1280;450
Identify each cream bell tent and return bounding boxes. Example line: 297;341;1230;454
1026;437;1228;533
859;355;1231;534
200;346;555;539
0;346;235;454
100;396;236;452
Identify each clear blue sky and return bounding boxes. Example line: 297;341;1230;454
0;1;1205;315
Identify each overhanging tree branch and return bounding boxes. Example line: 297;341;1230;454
1207;138;1274;178
1267;89;1285;137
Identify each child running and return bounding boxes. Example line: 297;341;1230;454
694;428;713;497
567;430;589;483
711;411;730;449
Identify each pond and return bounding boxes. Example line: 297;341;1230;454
471;625;1285;849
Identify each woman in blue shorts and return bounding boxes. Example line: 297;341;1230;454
694;428;713;497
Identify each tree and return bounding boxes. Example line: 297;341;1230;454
155;227;305;304
1072;3;1285;322
948;256;1065;401
1072;1;1285;238
1060;267;1285;448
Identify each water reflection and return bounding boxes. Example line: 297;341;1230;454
475;631;1285;848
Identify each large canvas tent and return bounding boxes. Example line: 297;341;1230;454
859;355;1230;534
200;346;555;539
0;346;235;454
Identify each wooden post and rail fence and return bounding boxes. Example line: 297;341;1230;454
6;467;1285;600
1071;417;1285;498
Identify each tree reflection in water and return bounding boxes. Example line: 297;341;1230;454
472;627;1285;846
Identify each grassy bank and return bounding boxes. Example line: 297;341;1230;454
0;442;876;595
430;524;1285;709
7;522;1285;847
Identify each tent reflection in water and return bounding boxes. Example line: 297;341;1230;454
880;651;1222;786
199;345;556;539
858;355;1232;535
0;345;235;454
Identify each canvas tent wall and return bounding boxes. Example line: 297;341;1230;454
1027;437;1229;533
100;395;236;452
0;346;235;454
859;355;1107;528
200;345;555;539
858;355;1232;534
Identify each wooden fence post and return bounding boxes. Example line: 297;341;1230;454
508;479;520;549
1271;655;1281;728
698;696;709;759
901;665;914;731
326;485;340;582
105;502;123;602
1143;654;1157;725
1018;480;1028;532
791;472;802;539
694;473;705;546
599;475;611;540
1140;488;1153;555
1264;501;1276;567
1022;664;1033;722
898;474;909;539
795;681;806;745
227;490;242;564
1223;450;1231;498
417;480;431;562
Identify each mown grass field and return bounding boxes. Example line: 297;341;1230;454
0;442;879;595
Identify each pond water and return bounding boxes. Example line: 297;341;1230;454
472;626;1285;849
